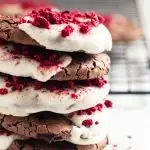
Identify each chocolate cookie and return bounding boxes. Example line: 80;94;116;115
0;112;72;142
8;138;108;150
0;16;39;46
51;53;110;81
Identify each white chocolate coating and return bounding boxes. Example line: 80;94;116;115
0;44;72;82
19;22;112;54
68;106;110;145
0;76;110;116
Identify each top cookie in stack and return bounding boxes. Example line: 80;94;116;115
0;8;113;150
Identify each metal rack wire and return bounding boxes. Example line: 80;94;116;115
105;0;150;93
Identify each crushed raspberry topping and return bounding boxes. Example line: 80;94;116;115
104;100;113;108
61;25;74;37
32;15;50;29
0;88;8;95
76;103;103;116
20;8;104;37
0;74;107;94
71;93;78;100
68;103;103;118
80;24;90;34
8;44;61;68
82;119;93;128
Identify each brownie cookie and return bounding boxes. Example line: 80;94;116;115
0;16;39;46
0;109;109;145
0;112;72;143
52;53;110;81
8;138;108;150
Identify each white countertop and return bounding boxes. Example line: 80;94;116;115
105;94;150;150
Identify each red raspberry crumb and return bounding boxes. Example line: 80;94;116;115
82;119;93;128
3;76;9;82
32;16;50;29
16;84;23;92
104;100;113;108
92;78;107;87
75;103;103;116
80;24;90;34
0;88;8;95
71;93;78;99
95;121;99;125
6;82;12;87
61;25;74;37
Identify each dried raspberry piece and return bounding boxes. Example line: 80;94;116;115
104;100;113;108
82;119;93;128
97;103;103;111
61;25;74;37
3;76;9;82
92;78;107;87
95;121;99;125
20;18;27;24
32;16;50;29
80;24;90;34
71;93;78;99
16;84;23;92
0;88;8;95
6;82;12;87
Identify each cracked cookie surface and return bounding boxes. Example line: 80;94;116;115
8;138;108;150
0;112;72;142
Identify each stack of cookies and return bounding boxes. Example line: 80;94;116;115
0;7;113;150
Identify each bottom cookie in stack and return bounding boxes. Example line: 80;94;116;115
0;100;112;150
0;129;107;150
9;138;108;150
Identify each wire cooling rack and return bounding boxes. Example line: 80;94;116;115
100;0;150;94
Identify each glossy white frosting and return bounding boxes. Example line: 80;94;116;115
0;44;72;82
19;22;112;54
68;106;110;145
0;76;110;116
